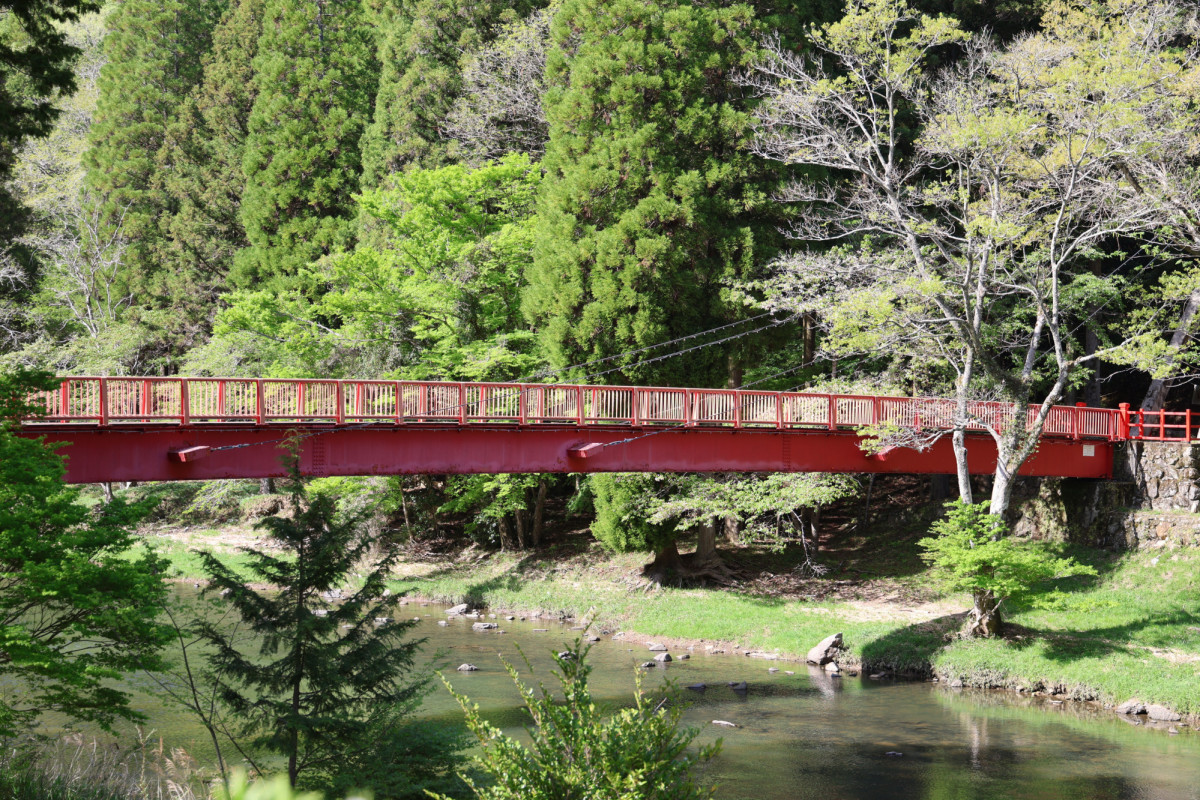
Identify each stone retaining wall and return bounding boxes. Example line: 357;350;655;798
1011;441;1200;550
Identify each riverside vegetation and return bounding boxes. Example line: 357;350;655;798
6;0;1200;796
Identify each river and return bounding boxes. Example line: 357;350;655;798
54;592;1200;800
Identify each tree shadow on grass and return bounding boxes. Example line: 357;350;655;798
859;613;967;676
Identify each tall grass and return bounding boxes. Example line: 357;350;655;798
0;733;209;800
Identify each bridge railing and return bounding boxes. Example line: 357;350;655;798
23;376;1136;441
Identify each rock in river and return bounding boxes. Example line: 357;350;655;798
472;622;498;630
653;652;672;663
648;643;668;652
456;663;478;672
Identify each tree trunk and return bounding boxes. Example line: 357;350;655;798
858;474;877;531
260;477;276;495
644;538;682;581
1142;288;1200;410
722;515;740;545
101;482;114;503
498;516;513;551
695;521;718;563
1084;323;1102;408
967;589;1001;637
398;477;413;540
803;313;816;364
532;479;547;547
988;461;1017;517
952;428;972;503
514;509;528;549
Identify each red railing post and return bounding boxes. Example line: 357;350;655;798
297;382;306;420
1188;409;1193;443
632;388;640;426
394;381;403;425
98;378;108;426
518;385;527;425
733;390;741;429
141;379;151;419
1118;403;1130;440
459;384;466;424
59;380;69;418
776;392;783;429
180;379;190;426
217;380;226;419
827;395;837;431
1073;402;1084;441
256;379;265;424
335;381;345;425
576;386;584;425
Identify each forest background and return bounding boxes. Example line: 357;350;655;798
3;0;1200;570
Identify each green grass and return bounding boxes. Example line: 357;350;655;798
386;541;1200;715
141;527;268;583
928;547;1200;710
150;522;1200;716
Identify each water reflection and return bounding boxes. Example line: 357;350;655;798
40;593;1200;800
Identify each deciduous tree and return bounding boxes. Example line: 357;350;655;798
746;0;1176;516
0;368;170;735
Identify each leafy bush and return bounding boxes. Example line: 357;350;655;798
918;500;1096;635
435;640;719;800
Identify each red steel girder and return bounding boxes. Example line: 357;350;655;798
20;424;1114;484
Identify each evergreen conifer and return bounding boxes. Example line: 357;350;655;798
524;0;773;387
83;0;225;301
196;455;466;795
158;0;266;347
233;0;377;289
360;0;542;185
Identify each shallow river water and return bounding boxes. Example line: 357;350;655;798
76;594;1200;800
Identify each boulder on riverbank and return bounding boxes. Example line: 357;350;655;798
1116;698;1146;715
1147;704;1182;722
806;632;844;665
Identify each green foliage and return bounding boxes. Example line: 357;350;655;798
84;0;226;303
319;154;543;380
157;0;267;348
0;0;104;292
233;0;377;289
217;771;319;800
360;0;543;182
526;0;779;386
210;154;544;380
194;456;467;794
918;500;1096;609
0;368;171;736
589;474;678;556
435;640;719;800
649;473;859;549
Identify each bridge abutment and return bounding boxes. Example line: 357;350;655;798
1011;441;1200;550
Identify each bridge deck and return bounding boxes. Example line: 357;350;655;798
15;376;1182;483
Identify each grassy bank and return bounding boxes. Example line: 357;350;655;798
153;523;1200;719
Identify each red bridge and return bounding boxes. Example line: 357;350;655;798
15;376;1186;484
